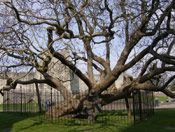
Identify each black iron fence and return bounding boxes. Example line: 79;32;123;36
133;90;154;122
3;87;154;124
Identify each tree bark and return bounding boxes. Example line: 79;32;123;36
125;97;131;117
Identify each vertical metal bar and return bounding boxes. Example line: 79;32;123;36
3;91;4;112
21;86;23;115
6;91;7;112
51;87;53;123
7;90;9;112
24;87;26;113
26;89;28;113
146;92;149;116
5;91;7;112
44;87;46;122
56;90;58;124
54;90;56;123
152;91;154;115
7;90;8;112
138;90;142;121
132;91;136;123
147;92;149;115
15;91;16;112
35;83;42;113
13;89;15;112
3;91;5;112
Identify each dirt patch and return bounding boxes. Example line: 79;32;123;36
1;128;13;132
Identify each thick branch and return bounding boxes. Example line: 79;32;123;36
1;78;47;91
150;49;175;65
139;65;175;84
139;57;156;76
163;89;175;98
145;1;174;36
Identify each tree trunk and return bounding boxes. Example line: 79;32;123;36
46;94;102;122
125;97;131;117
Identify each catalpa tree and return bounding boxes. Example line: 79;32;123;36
0;0;175;121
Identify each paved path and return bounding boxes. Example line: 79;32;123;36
155;102;175;109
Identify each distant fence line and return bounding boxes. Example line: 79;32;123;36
3;87;154;124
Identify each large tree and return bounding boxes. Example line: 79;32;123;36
0;0;175;121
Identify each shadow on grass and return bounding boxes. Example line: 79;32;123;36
59;109;175;132
14;122;42;132
1;109;175;132
0;112;40;131
114;109;175;132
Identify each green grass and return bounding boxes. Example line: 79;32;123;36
0;104;3;111
31;110;133;125
156;96;168;102
2;103;42;112
0;109;175;132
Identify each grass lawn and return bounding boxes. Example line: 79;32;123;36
156;96;168;102
0;104;3;111
0;109;175;132
2;103;40;112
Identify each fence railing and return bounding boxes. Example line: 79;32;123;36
3;87;154;124
133;90;154;122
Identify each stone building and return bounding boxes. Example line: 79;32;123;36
0;70;127;105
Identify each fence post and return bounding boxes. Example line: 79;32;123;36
138;90;142;121
7;90;9;111
132;91;136;123
3;91;4;112
35;83;42;113
51;87;53;123
152;92;155;115
20;86;23;115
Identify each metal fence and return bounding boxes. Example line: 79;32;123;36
3;87;154;124
133;90;154;122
